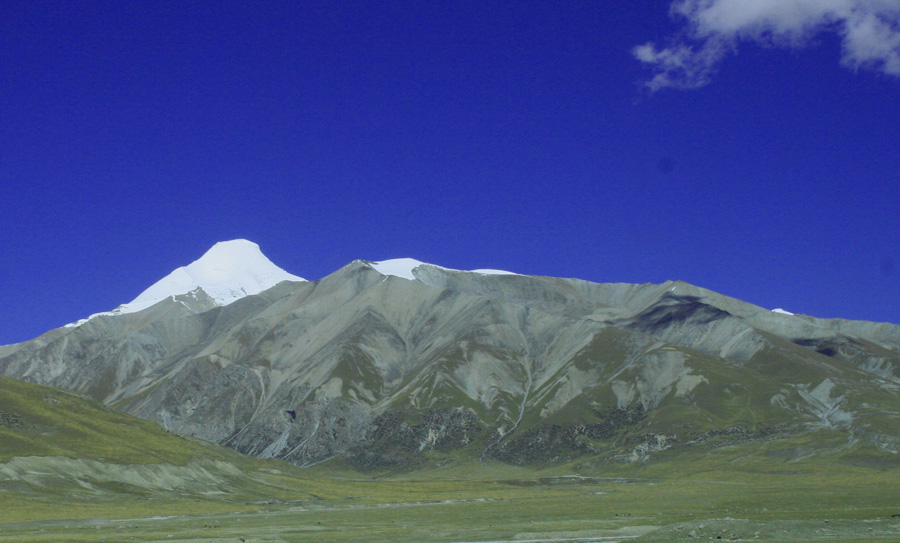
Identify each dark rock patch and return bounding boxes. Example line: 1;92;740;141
346;407;482;471
627;295;732;333
490;407;645;465
0;411;32;430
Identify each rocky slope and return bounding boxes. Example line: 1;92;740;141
2;242;899;470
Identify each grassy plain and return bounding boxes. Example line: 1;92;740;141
3;453;899;543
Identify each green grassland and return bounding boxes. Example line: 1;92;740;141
2;463;899;542
4;443;900;542
3;375;900;542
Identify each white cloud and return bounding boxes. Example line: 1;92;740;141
634;0;900;91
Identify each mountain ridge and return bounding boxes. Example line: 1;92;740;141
29;239;898;338
2;241;899;472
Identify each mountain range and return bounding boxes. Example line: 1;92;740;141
2;239;898;472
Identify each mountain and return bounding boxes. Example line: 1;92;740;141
65;239;305;327
2;241;899;472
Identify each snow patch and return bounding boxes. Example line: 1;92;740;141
369;258;424;280
471;268;518;276
772;308;794;315
369;259;518;281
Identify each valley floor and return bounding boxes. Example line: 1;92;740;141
2;464;899;543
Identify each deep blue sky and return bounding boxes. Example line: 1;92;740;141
2;1;898;345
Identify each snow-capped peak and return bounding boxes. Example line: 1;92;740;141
368;258;518;280
67;239;304;326
126;239;305;310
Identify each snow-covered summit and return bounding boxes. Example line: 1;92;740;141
125;239;305;311
67;239;304;326
369;258;518;280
